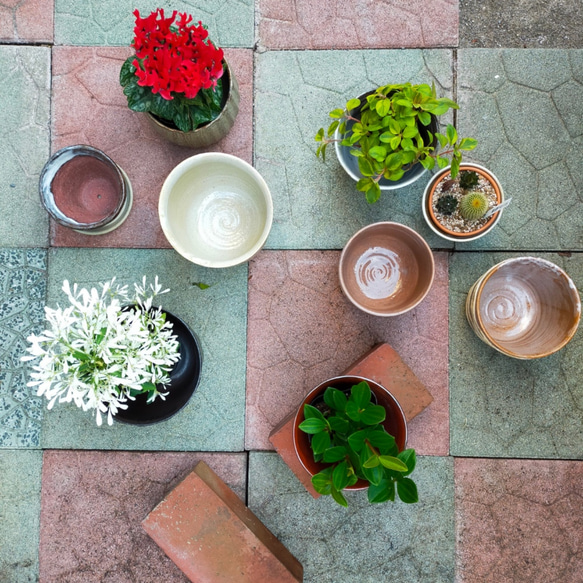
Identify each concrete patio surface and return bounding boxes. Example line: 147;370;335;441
1;2;582;582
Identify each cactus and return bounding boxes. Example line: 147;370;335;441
459;191;489;220
459;170;479;190
436;194;458;216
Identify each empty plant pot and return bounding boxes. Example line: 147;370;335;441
159;153;273;268
339;222;435;316
466;257;581;359
39;145;132;235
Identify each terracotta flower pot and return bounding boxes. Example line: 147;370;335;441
334;89;438;191
422;162;504;242
146;60;240;148
293;375;407;490
466;257;581;359
339;222;435;316
39;145;132;235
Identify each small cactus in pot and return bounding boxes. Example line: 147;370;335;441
459;191;489;220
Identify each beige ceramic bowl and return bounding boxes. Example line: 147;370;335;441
339;222;435;316
466;257;581;359
159;153;273;268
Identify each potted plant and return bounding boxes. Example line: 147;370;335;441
422;162;505;242
293;376;418;507
119;8;239;148
22;277;202;426
315;82;477;203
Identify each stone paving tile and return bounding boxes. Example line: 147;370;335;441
257;0;458;50
0;0;53;42
54;0;254;47
249;452;454;583
0;249;46;448
51;46;253;248
457;49;583;250
246;250;449;456
0;450;42;583
255;49;455;250
40;450;247;583
460;0;583;48
456;458;583;582
0;45;50;248
41;248;247;451
450;252;583;459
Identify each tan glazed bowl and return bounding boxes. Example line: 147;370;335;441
339;222;434;316
466;257;581;359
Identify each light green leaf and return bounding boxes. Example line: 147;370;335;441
379;455;408;472
298;417;327;434
360;404;386;426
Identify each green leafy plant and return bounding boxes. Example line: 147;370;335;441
458;170;480;190
459;190;489;220
436;194;458;216
315;83;477;203
298;381;418;507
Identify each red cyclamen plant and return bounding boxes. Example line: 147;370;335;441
120;8;225;132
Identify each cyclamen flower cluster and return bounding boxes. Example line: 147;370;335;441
132;8;224;101
22;277;180;427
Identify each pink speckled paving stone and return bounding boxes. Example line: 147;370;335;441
40;451;247;583
456;458;583;583
143;461;303;583
50;46;253;248
258;0;458;49
246;250;449;456
0;0;53;42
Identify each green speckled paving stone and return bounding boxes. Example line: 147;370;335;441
450;252;583;458
0;249;46;448
41;248;247;451
254;49;455;250
0;47;50;248
0;450;42;582
54;0;254;47
457;49;583;250
248;452;454;583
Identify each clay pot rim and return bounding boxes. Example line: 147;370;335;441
39;144;127;230
339;221;435;317
423;163;503;241
292;375;408;490
473;256;582;359
146;59;237;135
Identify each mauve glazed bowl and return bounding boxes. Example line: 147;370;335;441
339;222;435;317
466;257;581;359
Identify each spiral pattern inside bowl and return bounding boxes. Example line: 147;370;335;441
354;246;402;300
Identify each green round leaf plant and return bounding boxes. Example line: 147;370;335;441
298;380;418;507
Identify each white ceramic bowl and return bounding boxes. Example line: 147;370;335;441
159;153;273;268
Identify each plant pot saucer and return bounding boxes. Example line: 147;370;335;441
422;162;504;242
115;310;202;425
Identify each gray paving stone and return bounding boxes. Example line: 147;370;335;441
54;0;254;47
0;249;46;448
248;452;454;583
0;46;50;248
460;0;583;48
41;248;247;451
449;252;583;458
0;450;42;583
254;49;456;250
457;49;583;250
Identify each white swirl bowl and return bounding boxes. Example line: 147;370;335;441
159;153;273;268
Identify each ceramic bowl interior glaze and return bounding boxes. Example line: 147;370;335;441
159;153;273;268
339;222;434;316
469;257;581;359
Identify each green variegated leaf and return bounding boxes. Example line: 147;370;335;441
329;108;345;119
365;182;381;204
332;461;350;491
347;429;367;452
331;487;348;507
298;417;327;434
459;137;478;150
418;111;431;126
358;157;374;177
397;448;416;476
446;124;458;144
323;446;347;463
346;98;361;111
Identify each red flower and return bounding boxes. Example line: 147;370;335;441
131;8;224;101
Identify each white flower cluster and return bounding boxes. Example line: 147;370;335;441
22;277;181;426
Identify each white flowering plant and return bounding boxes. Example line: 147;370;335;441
22;277;181;426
